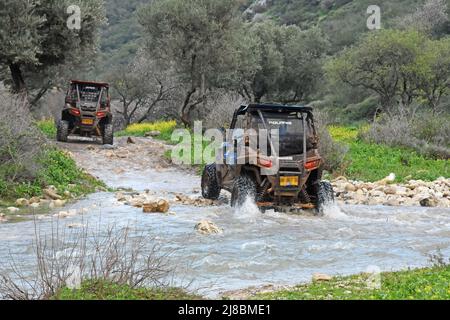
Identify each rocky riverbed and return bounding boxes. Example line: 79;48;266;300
332;175;450;208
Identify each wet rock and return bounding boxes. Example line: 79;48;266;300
101;144;117;150
195;220;222;235
143;199;170;213
15;198;29;207
312;273;332;282
420;196;438;207
44;188;62;200
127;137;136;144
145;131;161;137
50;199;66;208
7;207;20;213
175;194;215;206
0;213;7;223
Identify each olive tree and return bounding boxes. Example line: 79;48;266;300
0;0;105;104
238;21;329;104
138;0;246;127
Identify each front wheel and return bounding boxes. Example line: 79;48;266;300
201;164;221;200
102;123;114;145
230;174;257;208
316;181;334;215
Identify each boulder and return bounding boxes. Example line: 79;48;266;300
29;197;41;204
7;207;20;213
0;213;7;222
195;220;222;235
344;183;357;192
420;196;438;207
30;202;40;209
143;199;170;213
312;273;332;282
43;188;62;200
377;173;396;185
126;137;136;144
50;199;66;208
15;198;29;207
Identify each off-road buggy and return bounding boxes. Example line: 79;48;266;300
201;103;334;214
56;80;114;145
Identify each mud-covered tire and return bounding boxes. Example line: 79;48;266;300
230;174;257;208
316;181;334;215
201;164;221;200
102;123;114;145
56;120;69;142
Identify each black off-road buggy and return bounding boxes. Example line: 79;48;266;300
201;103;334;214
56;80;114;145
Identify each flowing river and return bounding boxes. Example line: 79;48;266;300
0;137;449;298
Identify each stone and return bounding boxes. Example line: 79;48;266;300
145;130;161;137
420;197;438;207
195;220;222;235
29;197;41;204
344;183;357;192
30;202;40;209
15;198;29;207
63;191;72;198
143;199;170;213
384;186;397;195
50;199;66;208
312;273;332;282
7;207;20;213
127;137;136;144
43;188;62;200
377;173;396;185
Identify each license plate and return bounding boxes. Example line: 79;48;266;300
81;118;94;125
280;176;299;187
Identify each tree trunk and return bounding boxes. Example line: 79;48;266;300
9;63;26;93
180;88;196;128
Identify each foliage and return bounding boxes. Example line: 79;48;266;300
107;52;177;127
36;119;57;139
238;22;329;103
117;120;178;141
326;29;450;113
255;265;450;300
54;280;201;300
330;126;449;182
138;0;246;127
361;111;450;159
0;0;106;100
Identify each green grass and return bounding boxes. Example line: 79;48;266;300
116;120;177;142
329;126;449;182
0;148;105;201
54;280;201;300
36;119;57;139
254;265;450;300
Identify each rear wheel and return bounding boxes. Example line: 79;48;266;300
201;164;221;200
316;181;334;215
56;120;69;142
102;123;114;145
231;174;257;208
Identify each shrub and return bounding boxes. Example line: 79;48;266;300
0;93;46;184
314;111;349;173
361;112;450;159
